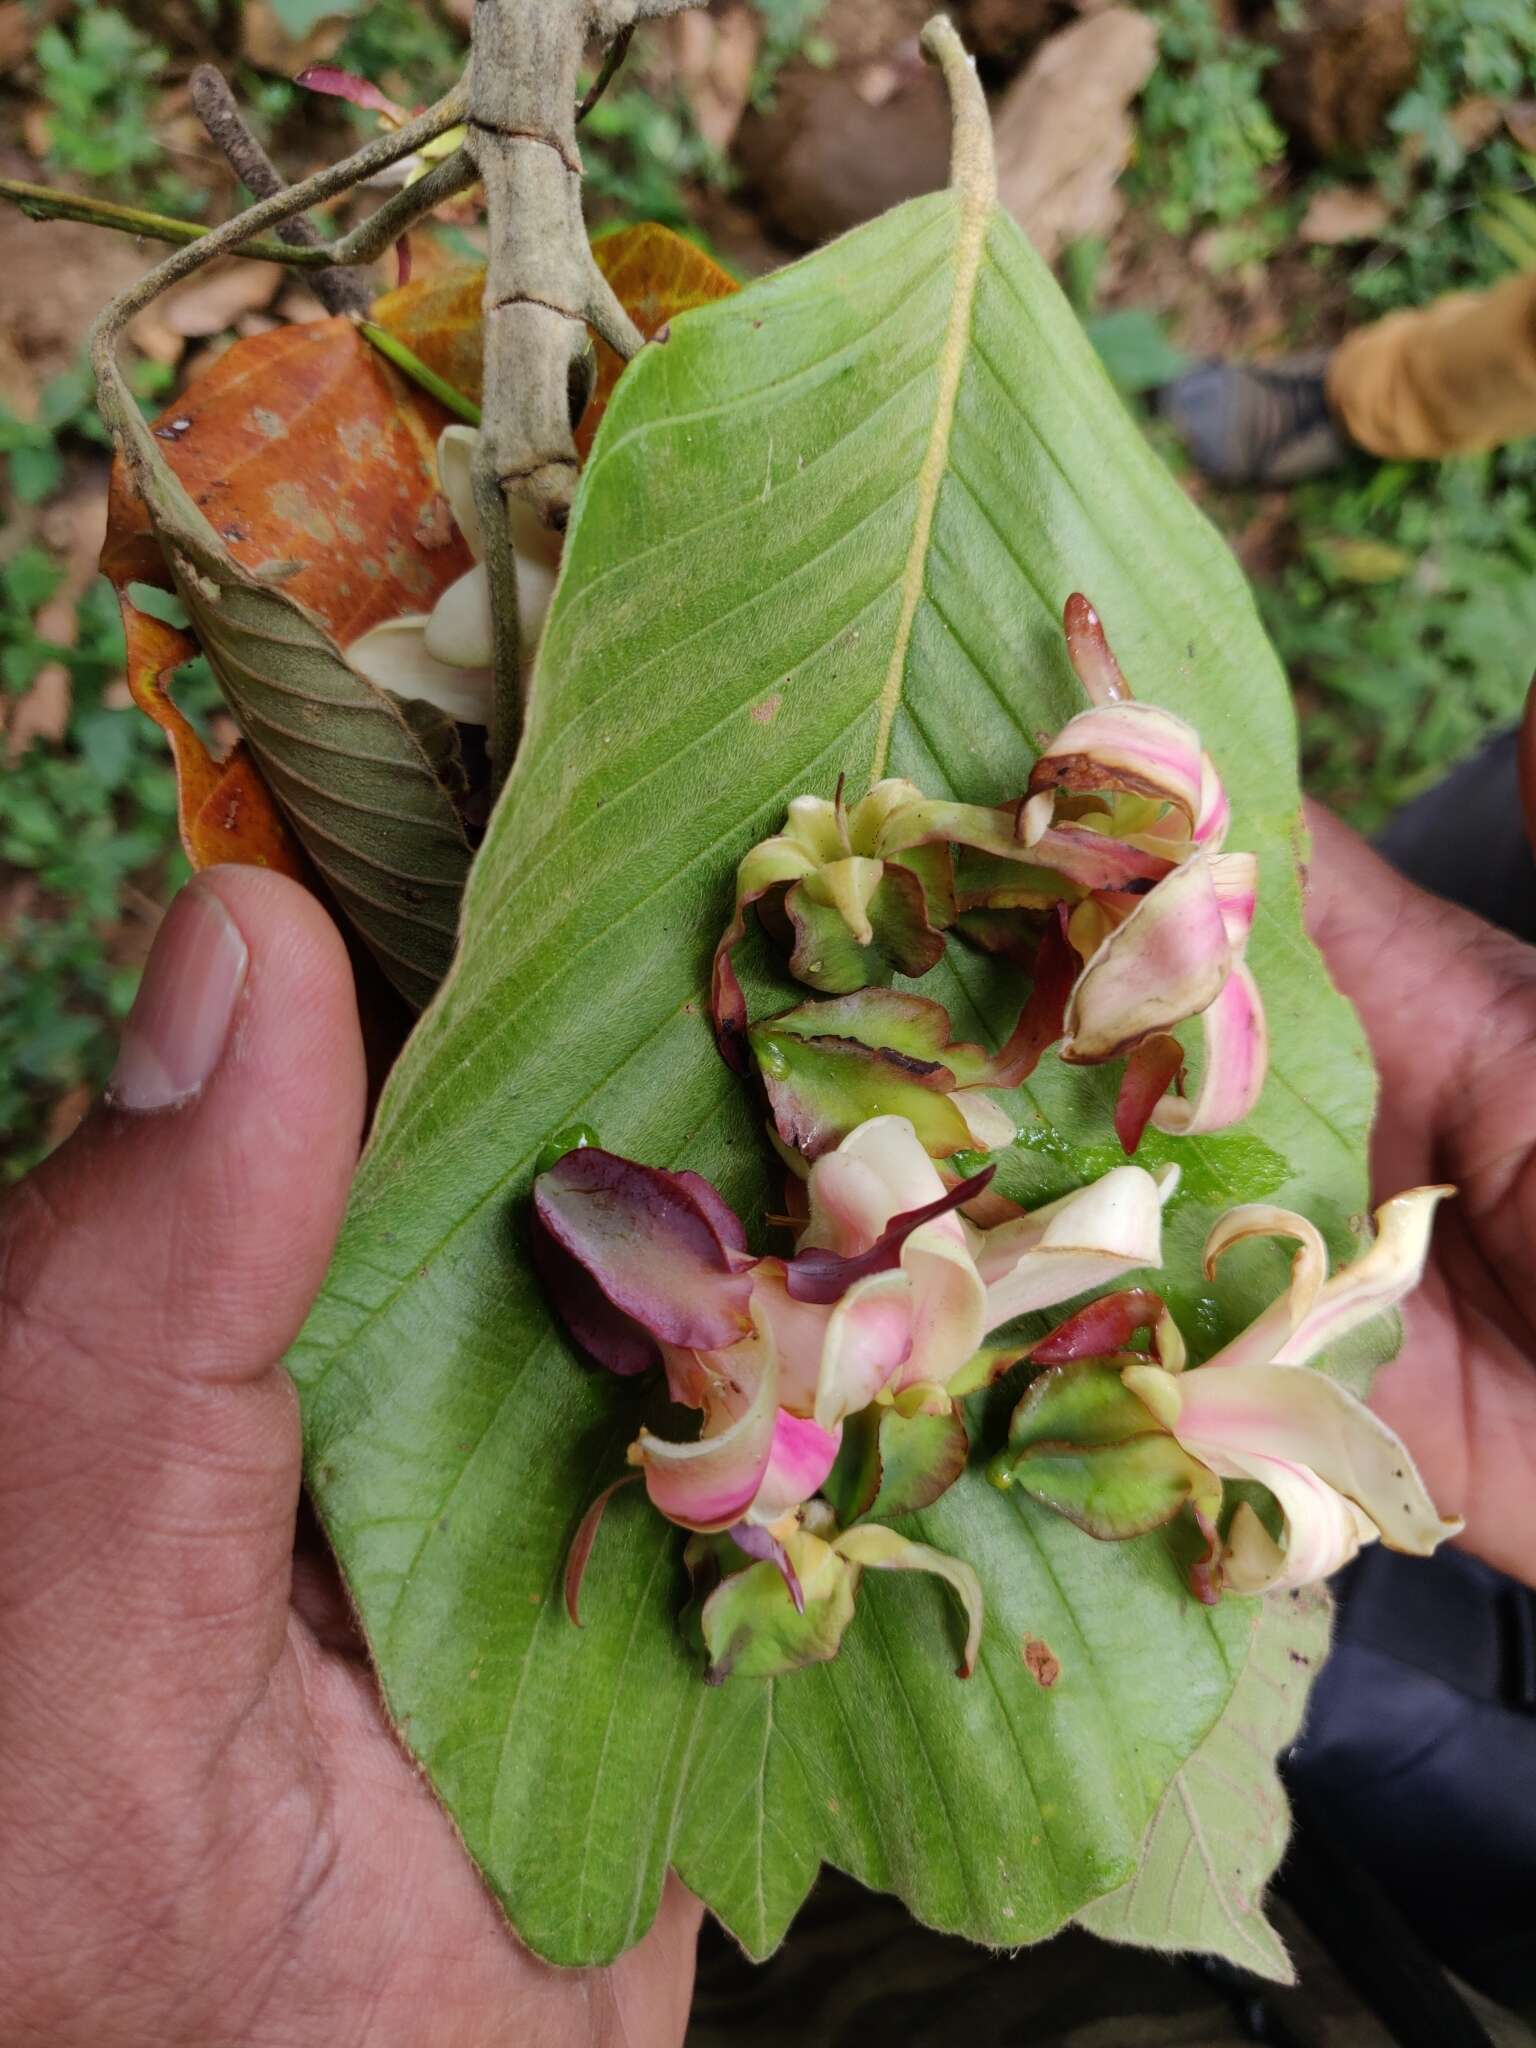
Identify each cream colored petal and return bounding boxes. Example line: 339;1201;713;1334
436;424;482;559
889;1223;988;1394
834;1524;984;1677
814;1268;914;1430
346;614;494;725
784;794;844;862
818;1114;951;1236
977;1164;1167;1328
1274;1186;1453;1367
952;1087;1016;1151
1133;1357;1462;1559
1062;852;1233;1063
423;565;495;670
813;855;885;947
1219;1470;1377;1594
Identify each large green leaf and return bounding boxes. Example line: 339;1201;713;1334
290;42;1375;1973
1079;1582;1332;1978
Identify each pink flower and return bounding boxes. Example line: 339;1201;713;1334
534;1116;1176;1536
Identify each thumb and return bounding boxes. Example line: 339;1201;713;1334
0;867;366;1731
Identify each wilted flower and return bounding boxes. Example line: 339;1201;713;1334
713;598;1266;1148
1004;597;1265;1147
534;1115;1177;1675
711;779;954;1067
686;1509;984;1683
346;425;559;725
994;1187;1462;1600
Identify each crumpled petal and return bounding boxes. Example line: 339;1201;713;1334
1149;962;1267;1136
346;614;495;725
1219;1472;1378;1594
1122;1358;1462;1562
884;1224;989;1398
631;1338;780;1531
744;1408;843;1526
975;1162;1176;1329
1023;701;1205;842
816;1270;915;1428
1062;851;1232;1063
803;1114;955;1251
1203;1187;1452;1371
533;1147;753;1357
834;1523;984;1678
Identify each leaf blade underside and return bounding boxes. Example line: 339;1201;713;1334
289;187;1374;1968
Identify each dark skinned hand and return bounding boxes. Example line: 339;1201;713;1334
0;868;701;2046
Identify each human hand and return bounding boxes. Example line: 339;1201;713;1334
0;868;701;2046
1306;800;1536;1587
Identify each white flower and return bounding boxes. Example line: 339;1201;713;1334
346;425;560;725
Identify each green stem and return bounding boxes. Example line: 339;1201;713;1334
358;321;481;425
0;176;344;268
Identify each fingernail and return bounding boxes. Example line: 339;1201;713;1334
110;881;249;1112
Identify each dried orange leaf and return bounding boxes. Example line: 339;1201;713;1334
579;226;739;457
368;223;739;459
102;319;473;1007
102;317;474;648
121;595;305;878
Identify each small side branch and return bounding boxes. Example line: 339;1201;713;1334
189;65;372;316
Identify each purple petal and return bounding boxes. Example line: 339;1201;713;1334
786;1165;995;1305
296;65;404;118
531;1222;659;1376
564;1474;641;1625
534;1148;753;1359
728;1520;806;1612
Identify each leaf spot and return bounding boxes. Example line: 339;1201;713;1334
750;693;782;725
251;406;285;440
1022;1636;1061;1688
268;481;336;547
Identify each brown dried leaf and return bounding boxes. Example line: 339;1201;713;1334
1298;184;1393;245
160;259;286;339
367;223;740;462
103;317;474;647
120;599;305;879
993;9;1159;262
103;319;475;1003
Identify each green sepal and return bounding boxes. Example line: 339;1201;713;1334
696;1530;859;1682
1006;1360;1164;1452
825;1403;971;1526
748;1023;973;1161
748;988;996;1160
1000;1432;1220;1542
786;861;946;993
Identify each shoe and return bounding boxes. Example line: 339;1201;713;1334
1156;353;1348;485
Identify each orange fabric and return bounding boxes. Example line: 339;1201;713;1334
1326;271;1536;459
